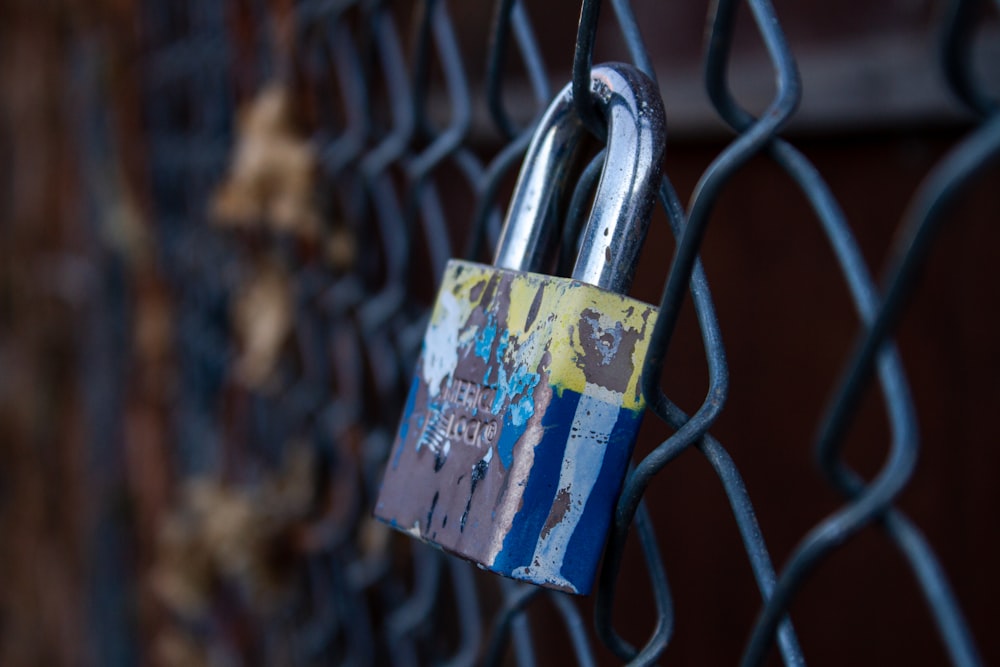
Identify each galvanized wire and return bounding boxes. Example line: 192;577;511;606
131;0;997;664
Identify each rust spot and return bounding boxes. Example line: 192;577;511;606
540;487;572;539
576;308;642;393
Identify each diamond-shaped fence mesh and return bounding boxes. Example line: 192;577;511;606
1;0;999;665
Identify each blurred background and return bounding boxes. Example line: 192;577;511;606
1;0;998;665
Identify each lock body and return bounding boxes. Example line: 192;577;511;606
375;61;666;595
375;259;657;594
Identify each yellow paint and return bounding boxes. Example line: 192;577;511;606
433;260;657;411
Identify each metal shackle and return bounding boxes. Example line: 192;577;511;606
494;62;666;294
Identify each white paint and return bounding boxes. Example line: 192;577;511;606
422;289;463;398
584;382;621;405
512;382;621;591
405;521;423;538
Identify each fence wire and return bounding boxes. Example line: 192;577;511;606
126;0;1000;665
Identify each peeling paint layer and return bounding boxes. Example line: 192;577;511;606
375;260;657;595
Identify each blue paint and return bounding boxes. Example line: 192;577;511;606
391;375;421;469
491;387;579;574
494;329;509;362
561;406;643;592
474;313;497;361
491;366;507;413
489;386;646;594
490;360;540;470
509;389;536;427
510;366;537;395
492;362;539;418
496;411;527;470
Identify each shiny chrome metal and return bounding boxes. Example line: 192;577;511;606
493;62;666;294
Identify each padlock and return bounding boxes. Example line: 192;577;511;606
374;63;665;595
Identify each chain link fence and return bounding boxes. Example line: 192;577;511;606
2;0;999;665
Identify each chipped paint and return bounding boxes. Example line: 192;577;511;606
484;377;551;565
422;288;462;398
375;260;657;595
511;383;620;592
474;313;497;361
